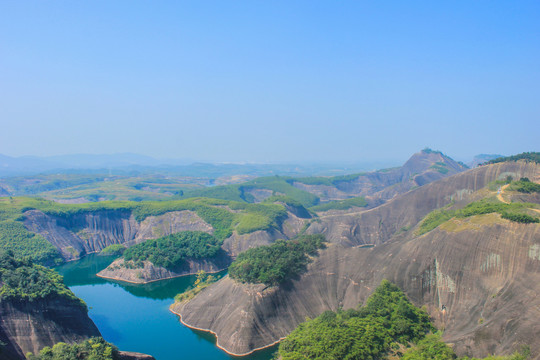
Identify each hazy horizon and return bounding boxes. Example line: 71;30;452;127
1;1;538;163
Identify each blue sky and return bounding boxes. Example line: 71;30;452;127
0;1;538;163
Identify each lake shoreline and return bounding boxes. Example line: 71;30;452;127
97;267;228;285
169;303;283;357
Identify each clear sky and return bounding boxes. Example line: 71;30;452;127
0;1;538;163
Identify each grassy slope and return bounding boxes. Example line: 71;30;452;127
181;176;320;207
0;173;204;202
416;180;540;236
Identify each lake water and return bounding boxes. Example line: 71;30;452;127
56;255;276;360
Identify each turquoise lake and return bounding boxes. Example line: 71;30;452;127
56;255;276;360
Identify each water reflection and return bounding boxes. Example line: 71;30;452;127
56;254;276;360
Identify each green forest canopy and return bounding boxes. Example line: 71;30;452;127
123;231;222;270
27;337;118;360
0;196;288;264
278;280;433;360
0;250;84;307
278;280;530;360
228;234;325;286
485;152;540;165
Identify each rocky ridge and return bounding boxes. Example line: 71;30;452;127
171;161;540;358
292;149;467;202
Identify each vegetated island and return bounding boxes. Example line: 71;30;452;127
97;231;229;284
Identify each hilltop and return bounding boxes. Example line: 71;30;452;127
177;149;467;207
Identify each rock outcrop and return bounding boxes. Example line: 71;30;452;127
117;351;156;360
97;252;231;283
23;210;214;261
172;161;540;358
307;160;540;246
0;297;101;359
292;149;467;202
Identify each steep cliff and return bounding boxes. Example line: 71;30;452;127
0;297;101;359
97;252;230;283
172;161;540;358
307;160;539;246
23;210;214;261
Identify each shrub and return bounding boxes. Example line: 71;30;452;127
99;244;126;256
0;250;84;307
278;280;433;360
123;231;222;269
228;234;325;286
27;337;118;360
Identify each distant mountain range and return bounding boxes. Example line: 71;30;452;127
0;153;399;178
466;153;504;168
0;152;501;179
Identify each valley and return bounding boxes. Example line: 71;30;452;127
0;151;539;360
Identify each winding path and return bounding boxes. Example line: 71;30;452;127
496;184;510;204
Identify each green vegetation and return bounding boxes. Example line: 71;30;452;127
0;196;288;264
508;178;540;193
99;244;126;256
286;171;375;187
430;162;449;174
402;334;530;360
485;152;540;165
27;337;119;360
500;212;539;224
287;176;335;186
243;177;320;207
263;195;312;218
228;234;325;286
174;270;218;302
0;220;63;265
487;177;514;191
279;280;531;360
417;199;539;235
180;184;247;203
123;231;221;269
309;197;368;212
278;280;433;360
0;250;83;307
181;176;320;207
401;333;456;360
0;173;201;202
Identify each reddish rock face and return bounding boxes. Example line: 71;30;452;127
0;297;101;359
173;162;540;358
23;210;214;261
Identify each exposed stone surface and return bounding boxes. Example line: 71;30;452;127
97;252;231;283
117;351;156;360
173;161;540;358
222;229;289;257
293;150;467;202
0;297;101;359
307;161;540;246
23;210;213;261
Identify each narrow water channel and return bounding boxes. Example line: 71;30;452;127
56;255;276;360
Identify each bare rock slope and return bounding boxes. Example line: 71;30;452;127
172;161;540;358
23;210;214;261
0;298;101;360
97;253;230;283
292;149;467;202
